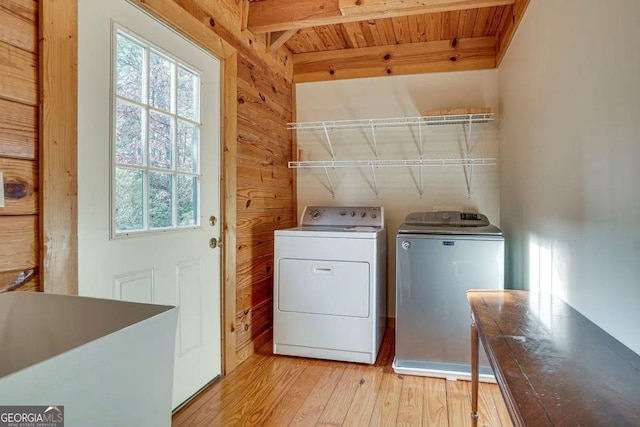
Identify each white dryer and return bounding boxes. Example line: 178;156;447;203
274;206;387;364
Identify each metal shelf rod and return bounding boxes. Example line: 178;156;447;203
322;122;336;160
418;122;424;198
322;165;336;198
369;120;379;159
370;163;379;198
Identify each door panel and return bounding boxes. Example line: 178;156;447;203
78;0;221;408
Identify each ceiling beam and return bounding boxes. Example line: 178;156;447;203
269;29;299;52
293;36;496;82
340;0;512;16
248;0;515;34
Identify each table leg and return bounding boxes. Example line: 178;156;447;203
471;315;479;427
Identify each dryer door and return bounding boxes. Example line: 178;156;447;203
278;259;370;318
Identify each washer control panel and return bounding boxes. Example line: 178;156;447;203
404;211;489;227
301;206;384;228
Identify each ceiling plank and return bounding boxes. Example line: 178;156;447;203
472;7;495;37
426;12;443;41
377;19;397;45
293;36;496;82
269;29;299;52
248;0;515;33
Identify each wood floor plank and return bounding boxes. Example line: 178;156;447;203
478;381;505;427
181;356;291;425
172;353;271;425
262;363;325;426
316;364;366;426
289;365;346;427
342;367;384;426
446;380;473;427
235;363;306;425
488;381;514;427
423;377;449;426
396;375;424;426
365;371;403;427
171;328;512;427
209;359;300;426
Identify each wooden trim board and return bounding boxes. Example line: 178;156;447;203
40;0;78;295
222;53;238;375
496;0;530;66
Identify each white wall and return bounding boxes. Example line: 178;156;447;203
499;0;640;354
296;71;500;317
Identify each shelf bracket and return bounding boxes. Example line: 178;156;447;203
369;120;379;159
322;122;337;160
463;117;474;198
418;122;424;199
322;164;336;198
419;163;424;199
369;163;379;198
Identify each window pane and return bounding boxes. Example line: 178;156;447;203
115;168;144;232
149;51;172;112
149;172;173;228
177;66;198;120
177;175;198;226
149;111;173;169
115;100;144;166
177;120;198;173
116;33;144;102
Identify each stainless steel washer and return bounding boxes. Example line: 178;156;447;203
393;211;504;381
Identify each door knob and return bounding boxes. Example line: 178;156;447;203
209;238;222;249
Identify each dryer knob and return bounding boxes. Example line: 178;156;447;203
309;209;321;220
401;240;411;250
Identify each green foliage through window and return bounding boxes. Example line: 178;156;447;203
113;28;201;234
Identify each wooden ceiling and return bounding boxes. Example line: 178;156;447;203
244;0;530;82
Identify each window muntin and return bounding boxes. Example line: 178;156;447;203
112;28;201;236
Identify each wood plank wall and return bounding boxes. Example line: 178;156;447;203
235;53;294;364
0;0;40;293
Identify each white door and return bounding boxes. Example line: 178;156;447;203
77;0;222;408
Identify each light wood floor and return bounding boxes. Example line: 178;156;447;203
172;329;512;426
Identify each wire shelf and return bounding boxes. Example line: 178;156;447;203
288;113;494;131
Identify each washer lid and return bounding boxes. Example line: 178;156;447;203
399;211;501;235
397;223;502;236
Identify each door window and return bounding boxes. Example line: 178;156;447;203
112;27;201;236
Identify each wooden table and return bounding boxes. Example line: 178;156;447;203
467;290;640;427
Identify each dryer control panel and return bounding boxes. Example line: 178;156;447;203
301;206;384;228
